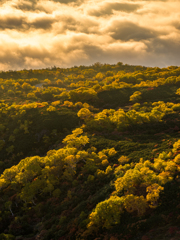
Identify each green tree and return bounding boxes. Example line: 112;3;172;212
129;91;142;102
123;194;147;216
88;196;124;230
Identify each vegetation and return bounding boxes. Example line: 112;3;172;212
1;62;180;239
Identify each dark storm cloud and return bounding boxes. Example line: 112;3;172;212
146;37;180;56
0;16;27;30
0;15;55;31
109;21;157;41
172;21;180;30
88;2;141;17
30;16;55;29
141;37;180;66
51;0;84;4
15;0;38;11
15;0;84;11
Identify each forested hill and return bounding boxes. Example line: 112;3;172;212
1;62;180;240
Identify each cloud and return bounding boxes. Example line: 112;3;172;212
172;21;180;30
0;0;180;70
14;0;84;12
0;14;55;31
52;15;100;34
0;16;26;30
146;36;180;56
0;35;140;70
14;0;38;11
88;2;141;16
30;16;55;29
108;21;157;41
51;0;84;3
0;42;54;70
0;31;180;71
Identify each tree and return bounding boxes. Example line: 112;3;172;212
0;139;5;151
62;128;89;148
129;91;142;102
146;184;164;208
88;196;124;230
5;201;14;216
115;169;141;194
118;156;129;165
21;83;32;91
2;166;18;183
176;88;180;96
123;194;147;216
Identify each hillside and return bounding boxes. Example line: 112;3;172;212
1;62;180;240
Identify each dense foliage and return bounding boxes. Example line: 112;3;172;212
1;62;180;239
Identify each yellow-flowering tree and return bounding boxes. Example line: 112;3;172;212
88;196;124;230
129;91;142;102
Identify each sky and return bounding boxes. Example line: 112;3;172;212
0;0;180;71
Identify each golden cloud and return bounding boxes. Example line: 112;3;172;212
0;0;179;70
